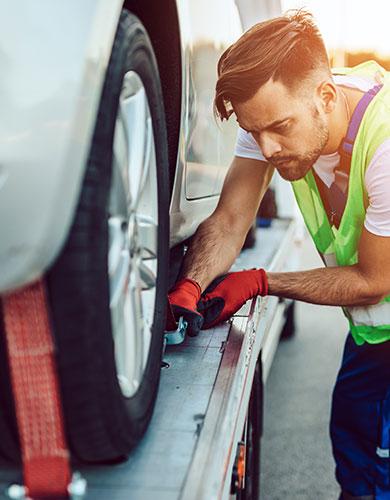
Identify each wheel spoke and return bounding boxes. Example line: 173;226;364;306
108;217;129;296
120;72;148;210
136;214;158;259
109;249;130;308
126;262;145;381
113;281;141;398
134;117;153;210
139;260;156;291
108;155;128;218
113;108;129;185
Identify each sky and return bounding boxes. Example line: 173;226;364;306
281;0;390;55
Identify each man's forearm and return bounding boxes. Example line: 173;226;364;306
180;216;243;292
267;265;383;307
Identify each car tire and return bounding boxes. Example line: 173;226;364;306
233;358;263;500
0;10;170;464
49;10;169;463
50;10;170;463
242;358;263;500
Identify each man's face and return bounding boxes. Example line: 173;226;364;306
234;78;329;181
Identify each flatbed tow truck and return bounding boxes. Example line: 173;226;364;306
0;218;299;500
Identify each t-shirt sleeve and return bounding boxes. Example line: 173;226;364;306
364;138;390;237
234;127;266;161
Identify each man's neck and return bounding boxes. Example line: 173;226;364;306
322;84;365;155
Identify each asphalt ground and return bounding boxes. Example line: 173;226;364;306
260;235;348;500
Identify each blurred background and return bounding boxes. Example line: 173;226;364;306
282;0;390;69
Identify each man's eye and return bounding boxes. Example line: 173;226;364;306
275;122;290;132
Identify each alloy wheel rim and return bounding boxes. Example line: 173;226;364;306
108;70;159;398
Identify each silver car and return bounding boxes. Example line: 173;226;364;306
0;0;280;462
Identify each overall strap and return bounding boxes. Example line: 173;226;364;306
339;84;383;173
316;84;383;228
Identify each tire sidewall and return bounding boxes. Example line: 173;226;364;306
48;10;170;461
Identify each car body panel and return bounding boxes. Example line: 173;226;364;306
169;0;243;247
169;0;281;246
0;0;122;292
0;0;282;291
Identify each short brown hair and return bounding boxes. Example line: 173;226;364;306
214;10;330;120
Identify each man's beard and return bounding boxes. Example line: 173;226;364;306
267;108;329;181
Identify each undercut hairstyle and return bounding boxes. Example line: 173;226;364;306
214;10;331;121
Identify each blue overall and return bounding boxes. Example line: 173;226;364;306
330;333;390;498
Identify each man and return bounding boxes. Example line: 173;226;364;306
168;10;390;500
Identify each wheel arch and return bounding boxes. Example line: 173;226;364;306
124;0;183;192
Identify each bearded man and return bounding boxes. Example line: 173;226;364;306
168;11;390;499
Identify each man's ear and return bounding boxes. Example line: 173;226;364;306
317;79;337;113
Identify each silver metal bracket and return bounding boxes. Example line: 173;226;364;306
6;471;87;499
377;446;390;458
164;316;188;345
5;484;26;500
67;472;87;499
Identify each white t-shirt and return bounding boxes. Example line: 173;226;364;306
234;75;390;236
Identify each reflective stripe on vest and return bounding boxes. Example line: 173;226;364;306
321;252;390;343
349;302;390;328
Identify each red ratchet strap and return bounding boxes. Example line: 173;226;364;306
2;279;72;499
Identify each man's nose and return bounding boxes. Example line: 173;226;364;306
257;134;282;160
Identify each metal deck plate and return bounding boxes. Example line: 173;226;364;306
0;219;297;500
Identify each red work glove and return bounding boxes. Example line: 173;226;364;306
167;278;204;336
197;269;268;329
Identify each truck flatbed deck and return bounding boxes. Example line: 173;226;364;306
0;218;299;500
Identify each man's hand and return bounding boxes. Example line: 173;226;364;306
198;269;268;329
167;278;204;336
